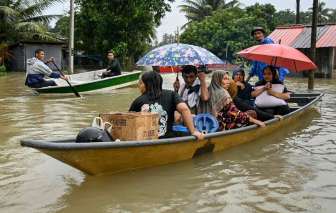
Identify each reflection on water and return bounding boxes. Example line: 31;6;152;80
0;72;336;213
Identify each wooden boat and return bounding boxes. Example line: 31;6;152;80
21;93;323;175
31;70;141;94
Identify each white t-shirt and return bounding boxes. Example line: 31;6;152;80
177;78;201;109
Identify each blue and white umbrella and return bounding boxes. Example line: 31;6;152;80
136;43;224;66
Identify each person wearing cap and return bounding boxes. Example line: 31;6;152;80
245;26;289;83
232;67;253;106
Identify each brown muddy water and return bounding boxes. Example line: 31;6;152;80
0;71;335;213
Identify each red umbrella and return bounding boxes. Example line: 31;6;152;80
236;44;317;71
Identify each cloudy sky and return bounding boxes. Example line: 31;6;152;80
46;0;336;41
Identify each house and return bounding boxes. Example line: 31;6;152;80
268;23;336;78
8;40;66;72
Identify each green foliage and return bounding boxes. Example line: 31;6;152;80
0;65;6;72
327;9;336;22
179;1;336;64
179;0;242;22
308;1;332;23
245;3;279;31
74;0;174;66
159;33;176;45
291;1;336;24
275;9;296;25
180;7;266;62
0;0;66;43
49;16;70;38
180;2;281;64
299;11;311;24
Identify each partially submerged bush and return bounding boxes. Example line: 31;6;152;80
0;65;6;72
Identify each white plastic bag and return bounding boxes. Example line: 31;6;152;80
254;84;287;108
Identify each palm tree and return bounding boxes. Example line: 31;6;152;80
327;8;336;22
308;1;331;23
179;0;243;22
0;0;65;44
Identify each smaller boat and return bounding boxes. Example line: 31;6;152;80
31;70;141;95
21;93;323;175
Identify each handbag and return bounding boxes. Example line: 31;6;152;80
254;84;287;108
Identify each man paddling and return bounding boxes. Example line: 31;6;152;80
25;49;68;88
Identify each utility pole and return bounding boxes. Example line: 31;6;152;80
309;0;318;89
175;27;179;43
296;0;300;24
68;0;74;74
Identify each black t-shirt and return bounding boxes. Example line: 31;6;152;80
107;58;121;75
129;90;184;138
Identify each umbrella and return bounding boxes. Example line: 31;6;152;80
136;43;224;66
236;44;317;71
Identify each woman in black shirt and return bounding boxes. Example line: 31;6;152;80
129;71;204;140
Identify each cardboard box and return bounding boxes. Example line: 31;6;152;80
99;111;158;141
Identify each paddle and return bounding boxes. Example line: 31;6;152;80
51;60;81;97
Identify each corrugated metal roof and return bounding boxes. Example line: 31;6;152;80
9;40;66;47
268;25;306;45
290;25;330;48
316;24;336;47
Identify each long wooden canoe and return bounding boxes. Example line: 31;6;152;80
31;70;141;94
21;93;323;175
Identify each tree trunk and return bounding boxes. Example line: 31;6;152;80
309;0;318;89
296;0;300;24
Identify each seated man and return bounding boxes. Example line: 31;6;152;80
25;49;68;88
232;67;253;106
101;51;121;78
173;65;209;123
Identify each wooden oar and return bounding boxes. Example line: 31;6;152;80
51;60;81;97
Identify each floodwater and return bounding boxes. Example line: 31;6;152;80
0;71;336;213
